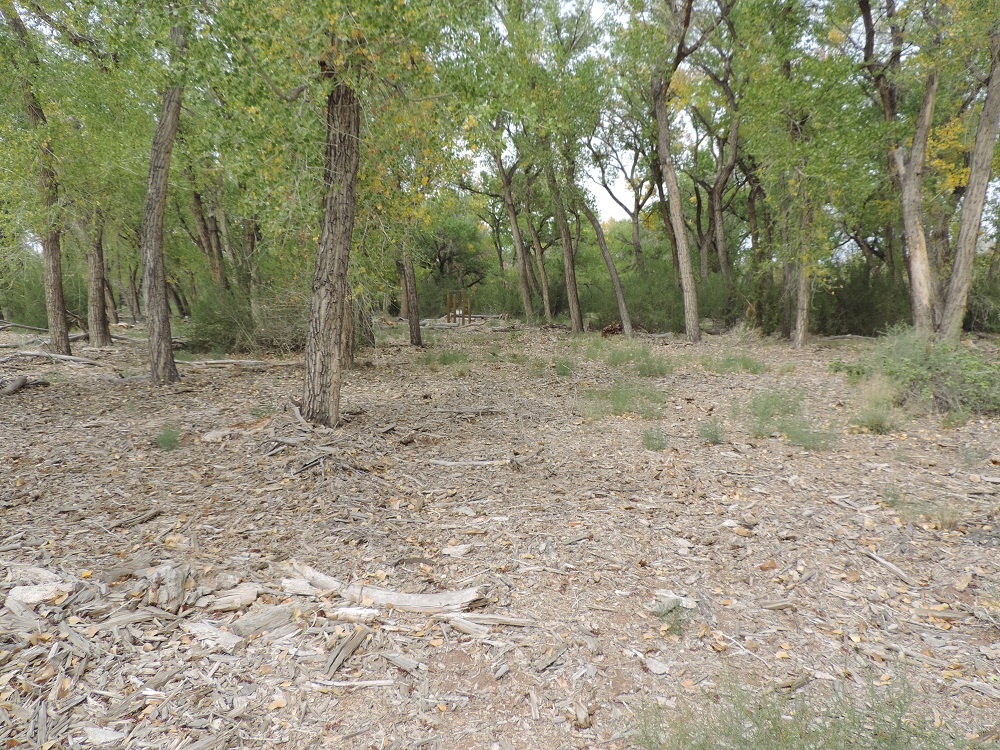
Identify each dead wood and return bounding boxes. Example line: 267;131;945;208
1;375;28;396
291;560;486;613
326;624;372;677
0;350;101;366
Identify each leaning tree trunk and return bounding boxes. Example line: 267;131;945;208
654;79;700;342
582;203;632;337
3;7;71;355
303;81;361;427
938;33;1000;340
494;153;535;325
87;214;112;347
895;72;939;337
546;163;584;333
525;213;553;325
140;27;185;384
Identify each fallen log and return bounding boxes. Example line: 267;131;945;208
0;350;101;366
291;560;485;613
1;376;28;396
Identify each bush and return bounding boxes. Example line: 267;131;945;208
188;288;310;354
635;678;953;750
861;327;1000;415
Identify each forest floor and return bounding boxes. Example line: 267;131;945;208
2;320;1000;750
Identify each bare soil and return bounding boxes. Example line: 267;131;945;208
1;323;999;749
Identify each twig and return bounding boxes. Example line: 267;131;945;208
858;548;916;586
0;350;101;366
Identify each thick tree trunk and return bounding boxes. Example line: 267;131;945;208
895;72;939;337
303;81;360;427
104;275;119;325
86;215;112;347
939;34;1000;340
141;40;184;384
3;7;71;355
545;163;584;333
654;79;700;342
494;153;534;324
402;254;421;346
582;203;632;337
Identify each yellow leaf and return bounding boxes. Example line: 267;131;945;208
269;696;287;710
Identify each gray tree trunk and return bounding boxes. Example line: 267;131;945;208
303;81;360;427
545;163;584;333
86;214;112;347
582;203;632;337
654;79;700;342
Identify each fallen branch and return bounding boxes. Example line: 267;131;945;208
858;548;916;587
1;376;28;396
0;350;101;366
291;560;485;613
177;359;303;368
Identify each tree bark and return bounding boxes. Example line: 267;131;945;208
938;33;1000;340
651;155;681;283
104;275;119;325
401;255;421;346
2;6;71;355
191;188;229;289
522;187;553;324
793;262;809;349
86;214;112;346
545;162;584;333
493;151;534;324
895;72;939;336
303;81;360;427
582;203;632;337
140;23;185;384
654;78;700;342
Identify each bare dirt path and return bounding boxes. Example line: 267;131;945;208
2;325;998;749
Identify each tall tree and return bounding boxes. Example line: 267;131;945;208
1;3;71;355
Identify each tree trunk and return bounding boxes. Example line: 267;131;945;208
630;205;647;273
696;186;710;279
710;122;739;280
104;275;119;325
87;214;112;347
582;203;632;337
545;163;584;333
525;215;553;325
191;189;229;289
895;72;939;337
651;155;681;283
3;7;71;355
793;261;809;349
140;25;184;384
402;254;421;346
494;153;535;324
127;264;142;323
303;81;360;427
938;33;1000;340
654;79;700;342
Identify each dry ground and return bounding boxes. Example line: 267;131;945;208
1;322;999;750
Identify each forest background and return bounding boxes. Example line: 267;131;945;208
3;0;1000;415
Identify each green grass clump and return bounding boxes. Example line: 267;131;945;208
852;374;901;435
585;381;666;419
642;428;669;451
847;326;1000;417
634;678;953;750
604;343;675;377
702;353;768;374
155;427;181;451
553;357;576;376
697;418;725;445
420;349;470;366
742;390;835;449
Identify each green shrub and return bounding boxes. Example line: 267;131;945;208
420;349;469;366
553;357;576;376
643;428;669;451
635;678;952;750
697;418;725;445
859;327;1000;415
155;427;181;451
585;380;666;419
604;342;675;377
745;390;802;437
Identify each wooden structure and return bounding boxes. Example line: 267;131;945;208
446;290;471;325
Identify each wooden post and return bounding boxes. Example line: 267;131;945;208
446;291;453;323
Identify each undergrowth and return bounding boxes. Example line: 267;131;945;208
832;327;1000;418
634;677;960;750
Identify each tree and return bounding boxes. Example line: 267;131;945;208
1;3;71;355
